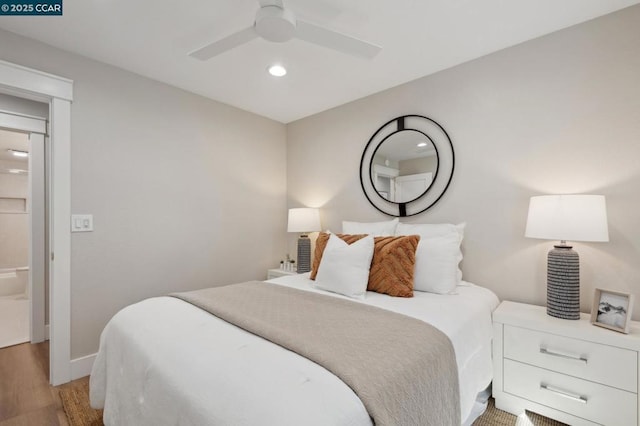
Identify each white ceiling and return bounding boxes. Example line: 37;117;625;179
0;0;637;123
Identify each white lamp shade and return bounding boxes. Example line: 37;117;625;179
287;208;321;233
525;195;609;242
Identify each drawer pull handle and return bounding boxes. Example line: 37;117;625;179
540;383;588;404
539;347;588;364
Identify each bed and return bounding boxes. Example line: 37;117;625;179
89;272;499;425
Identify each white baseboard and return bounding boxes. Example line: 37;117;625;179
44;324;94;382
70;352;96;381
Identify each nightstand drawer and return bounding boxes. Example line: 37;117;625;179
504;359;637;426
504;325;637;392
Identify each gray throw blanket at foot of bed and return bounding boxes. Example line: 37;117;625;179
171;281;460;426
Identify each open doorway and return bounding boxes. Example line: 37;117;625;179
0;60;73;385
0;111;48;350
0;128;31;348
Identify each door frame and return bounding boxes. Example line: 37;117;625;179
0;59;73;385
29;130;46;344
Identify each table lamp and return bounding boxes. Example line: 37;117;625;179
287;208;321;273
525;195;609;320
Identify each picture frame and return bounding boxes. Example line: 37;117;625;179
590;288;634;334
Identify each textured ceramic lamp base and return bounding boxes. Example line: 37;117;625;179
297;235;311;273
546;245;580;320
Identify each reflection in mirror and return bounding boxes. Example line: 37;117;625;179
371;130;438;203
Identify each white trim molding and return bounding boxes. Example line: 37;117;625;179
49;97;72;385
29;132;47;344
0;59;73;101
0;110;47;134
71;353;97;381
0;59;73;385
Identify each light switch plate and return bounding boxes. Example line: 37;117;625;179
71;214;93;232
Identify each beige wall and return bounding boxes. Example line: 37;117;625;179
0;29;288;358
287;6;640;318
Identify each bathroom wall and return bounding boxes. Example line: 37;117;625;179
0;166;28;270
0;121;30;272
0;94;44;271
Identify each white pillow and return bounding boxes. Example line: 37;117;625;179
395;222;465;294
342;218;398;236
314;234;375;299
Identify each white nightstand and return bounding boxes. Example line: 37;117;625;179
266;268;298;280
493;301;640;426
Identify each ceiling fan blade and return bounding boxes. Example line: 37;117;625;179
295;20;381;59
189;26;258;60
258;0;283;7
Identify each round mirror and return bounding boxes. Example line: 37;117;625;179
370;129;439;204
360;115;455;217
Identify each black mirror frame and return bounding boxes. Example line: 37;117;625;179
359;115;455;217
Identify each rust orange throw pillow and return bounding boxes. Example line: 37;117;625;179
311;233;420;298
368;235;420;297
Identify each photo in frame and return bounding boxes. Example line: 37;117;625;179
590;288;634;334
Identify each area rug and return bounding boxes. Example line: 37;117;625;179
60;378;565;426
473;398;567;426
58;379;103;426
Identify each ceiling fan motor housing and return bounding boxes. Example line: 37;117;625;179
255;5;296;42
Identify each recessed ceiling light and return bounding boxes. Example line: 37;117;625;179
8;169;25;174
268;64;287;77
416;142;428;148
8;149;28;158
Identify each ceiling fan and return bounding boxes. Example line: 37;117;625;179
189;0;381;60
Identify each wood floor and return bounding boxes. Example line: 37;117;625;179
0;341;83;426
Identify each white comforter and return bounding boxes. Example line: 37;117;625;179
90;274;499;426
